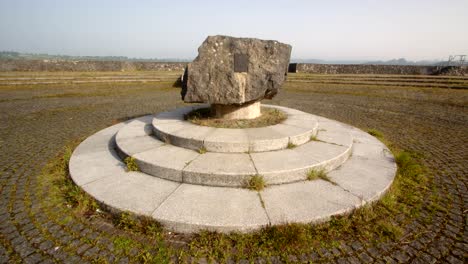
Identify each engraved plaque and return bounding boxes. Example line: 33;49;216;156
234;53;249;72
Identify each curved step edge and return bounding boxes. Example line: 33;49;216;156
115;115;353;188
152;105;319;153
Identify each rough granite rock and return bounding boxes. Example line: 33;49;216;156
181;35;292;104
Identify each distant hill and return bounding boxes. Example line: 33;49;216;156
0;51;191;62
362;58;443;66
1;51;455;66
291;57;444;66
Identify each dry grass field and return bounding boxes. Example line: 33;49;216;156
0;71;466;263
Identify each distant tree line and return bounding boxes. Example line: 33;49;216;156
0;51;191;62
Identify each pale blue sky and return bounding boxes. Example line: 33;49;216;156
0;0;466;60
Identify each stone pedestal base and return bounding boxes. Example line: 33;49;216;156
211;101;261;120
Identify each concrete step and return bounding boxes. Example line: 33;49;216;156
115;113;353;187
69;119;396;234
152;104;318;153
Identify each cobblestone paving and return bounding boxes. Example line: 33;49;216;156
0;74;467;263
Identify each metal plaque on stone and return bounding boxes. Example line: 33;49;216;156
234;53;249;73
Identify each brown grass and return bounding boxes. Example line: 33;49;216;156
185;107;287;128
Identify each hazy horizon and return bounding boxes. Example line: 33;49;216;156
0;0;467;61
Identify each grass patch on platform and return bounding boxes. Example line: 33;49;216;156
185;107;287;128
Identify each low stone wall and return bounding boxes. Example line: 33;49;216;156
0;59;186;72
1;59;466;76
291;63;467;76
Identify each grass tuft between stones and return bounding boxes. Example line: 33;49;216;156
198;146;207;154
247;175;266;191
307;168;337;185
124;156;140;172
185;107;287;128
307;168;325;180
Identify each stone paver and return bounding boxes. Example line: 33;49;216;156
115;116;165;156
83;171;180;215
69;135;127;186
328;155;396;203
133;145;200;182
203;128;250;153
153;184;270;233
116;134;165;157
182;152;257;187
261;180;362;225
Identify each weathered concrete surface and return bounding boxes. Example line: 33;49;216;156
203;128;250;153
153;184;269;233
69;124;127;186
133;145;199;182
182;35;292;104
328;155;396;203
163;124;215;150
182;153;257;187
116;135;164;157
115;115;164;157
83;171;180;215
261;180;362;225
70;124;182;216
250;139;352;185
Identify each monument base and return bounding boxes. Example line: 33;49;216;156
211;101;261;120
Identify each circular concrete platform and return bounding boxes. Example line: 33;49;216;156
151;104;318;153
69;105;397;233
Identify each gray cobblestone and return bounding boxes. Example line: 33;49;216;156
0;73;466;262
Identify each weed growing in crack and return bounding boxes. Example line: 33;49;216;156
306;168;334;184
124;156;139;172
198;146;207;154
247;175;266;191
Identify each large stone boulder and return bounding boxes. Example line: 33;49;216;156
182;35;292;105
